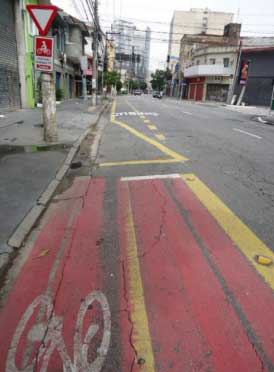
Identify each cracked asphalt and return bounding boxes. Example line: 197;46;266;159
1;96;274;371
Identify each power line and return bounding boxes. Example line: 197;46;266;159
104;21;274;35
106;31;274;45
79;0;90;20
101;15;274;30
106;24;274;36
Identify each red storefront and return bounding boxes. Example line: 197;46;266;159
187;77;205;101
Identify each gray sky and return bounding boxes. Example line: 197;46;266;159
52;0;274;71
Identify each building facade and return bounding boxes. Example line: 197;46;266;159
51;10;89;100
112;19;151;82
0;0;21;111
233;46;274;106
168;8;234;74
178;23;241;102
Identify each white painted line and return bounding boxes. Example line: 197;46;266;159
121;174;180;182
233;128;262;139
183;111;192;115
144;120;150;123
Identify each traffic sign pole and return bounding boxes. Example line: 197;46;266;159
26;4;58;142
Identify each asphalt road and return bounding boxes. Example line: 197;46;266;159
1;96;274;372
96;95;274;250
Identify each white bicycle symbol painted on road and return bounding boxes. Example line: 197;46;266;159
6;291;111;372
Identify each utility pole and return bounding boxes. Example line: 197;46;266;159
227;41;242;105
92;0;98;106
42;72;58;141
27;2;58;142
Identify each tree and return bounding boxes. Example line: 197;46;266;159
128;79;140;91
150;69;172;91
103;71;121;87
140;81;147;90
116;80;123;92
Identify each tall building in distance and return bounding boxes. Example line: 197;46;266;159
168;8;234;73
111;19;151;82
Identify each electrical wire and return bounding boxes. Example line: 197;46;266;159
101;15;274;36
104;21;274;35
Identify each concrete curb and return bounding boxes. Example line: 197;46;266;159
1;101;109;279
258;116;274;126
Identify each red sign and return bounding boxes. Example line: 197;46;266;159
34;36;54;72
26;4;57;36
239;60;250;85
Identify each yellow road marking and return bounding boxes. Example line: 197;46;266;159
110;100;188;162
182;173;274;290
148;125;157;131
155;133;166;141
144;120;150;123
113;118;187;161
140;115;145;119
111;99;117;115
126;99;143;116
99;158;180;167
124;183;156;371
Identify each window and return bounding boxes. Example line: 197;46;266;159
196;60;200;65
209;58;216;65
223;58;229;67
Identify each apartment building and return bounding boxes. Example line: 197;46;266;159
112;19;151;82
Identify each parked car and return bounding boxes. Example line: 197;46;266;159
153;91;162;98
134;89;142;95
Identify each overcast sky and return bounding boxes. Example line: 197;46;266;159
52;0;274;71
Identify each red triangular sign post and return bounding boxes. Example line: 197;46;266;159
26;4;58;36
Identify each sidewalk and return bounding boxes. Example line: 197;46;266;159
224;104;270;116
0;99;100;146
0;98;107;269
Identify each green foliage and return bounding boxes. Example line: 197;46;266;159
56;88;64;101
150;69;172;91
140;81;147;90
116;80;123;92
128;79;140;90
103;70;121;86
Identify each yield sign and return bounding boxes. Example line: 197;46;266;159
26;4;58;36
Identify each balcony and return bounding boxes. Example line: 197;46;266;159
184;64;233;78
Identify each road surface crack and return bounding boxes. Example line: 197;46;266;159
138;181;167;260
120;259;138;371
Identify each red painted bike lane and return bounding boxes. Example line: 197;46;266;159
1;174;274;371
0;177;110;372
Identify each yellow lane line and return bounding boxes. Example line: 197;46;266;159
126;99;144;117
113;118;187;161
148;125;157;131
182;173;274;290
111;99;117;115
110;100;187;161
99;158;180;167
155;133;166;141
124;183;156;371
